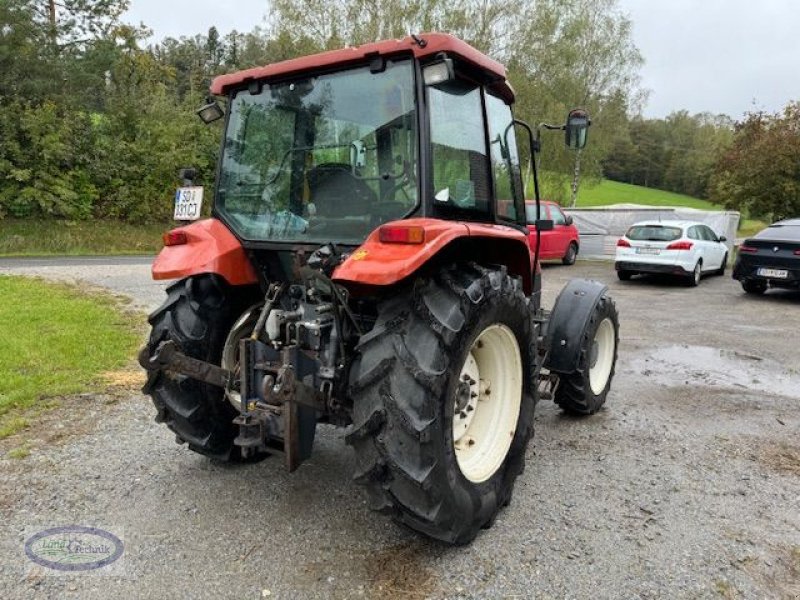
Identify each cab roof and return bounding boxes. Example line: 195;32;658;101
209;32;514;102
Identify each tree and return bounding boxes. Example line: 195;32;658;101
710;102;800;220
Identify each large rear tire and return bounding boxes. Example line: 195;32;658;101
346;264;536;544
142;274;260;461
554;294;619;415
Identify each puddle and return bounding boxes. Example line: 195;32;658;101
629;345;800;398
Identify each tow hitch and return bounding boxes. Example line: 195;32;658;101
139;339;322;470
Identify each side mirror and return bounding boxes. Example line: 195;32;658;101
564;215;574;226
565;109;590;150
719;235;727;242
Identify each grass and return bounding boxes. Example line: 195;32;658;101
0;276;141;440
0;218;170;256
576;180;767;237
577;179;719;210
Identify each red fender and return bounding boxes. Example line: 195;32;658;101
332;218;532;292
152;219;258;285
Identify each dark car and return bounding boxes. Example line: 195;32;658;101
732;218;800;294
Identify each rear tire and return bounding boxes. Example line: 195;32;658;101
562;242;578;266
346;264;535;544
687;261;702;287
742;279;767;295
554;294;619;415
142;275;261;461
617;269;632;281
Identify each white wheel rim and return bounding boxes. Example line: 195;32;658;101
453;324;523;484
589;318;615;395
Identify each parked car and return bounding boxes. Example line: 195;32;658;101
615;220;729;286
525;200;580;265
732;218;800;294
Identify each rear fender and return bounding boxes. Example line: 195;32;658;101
544;278;609;374
332;218;533;293
152;218;258;285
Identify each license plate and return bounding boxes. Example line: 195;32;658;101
174;186;204;221
757;268;788;279
636;247;661;255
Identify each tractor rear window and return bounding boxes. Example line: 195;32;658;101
626;225;682;241
216;59;418;244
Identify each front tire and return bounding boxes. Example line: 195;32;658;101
554;294;619;415
346;264;535;544
142;275;259;461
617;269;632;281
562;242;578;266
715;253;728;276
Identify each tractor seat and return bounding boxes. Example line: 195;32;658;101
306;163;376;218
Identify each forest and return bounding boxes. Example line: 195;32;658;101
0;0;797;223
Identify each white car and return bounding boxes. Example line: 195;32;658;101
615;220;729;286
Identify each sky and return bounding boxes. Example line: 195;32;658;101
122;0;799;120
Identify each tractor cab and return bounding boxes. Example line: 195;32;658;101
202;34;527;249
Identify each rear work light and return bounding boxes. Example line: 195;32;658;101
379;225;425;244
738;245;758;253
666;241;693;251
163;230;188;246
616;238;631;248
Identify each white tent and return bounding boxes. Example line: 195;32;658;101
564;204;741;261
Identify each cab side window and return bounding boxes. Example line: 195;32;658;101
429;81;490;217
484;92;523;222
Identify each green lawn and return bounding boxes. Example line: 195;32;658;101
0;219;169;256
0;276;141;442
577;180;719;210
575;179;766;236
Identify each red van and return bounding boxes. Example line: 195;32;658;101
525;201;581;265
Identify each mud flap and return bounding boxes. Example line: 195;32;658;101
544;278;609;374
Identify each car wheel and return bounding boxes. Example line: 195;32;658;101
562;242;578;266
715;253;728;276
742;279;767;295
688;261;701;287
617;270;632;281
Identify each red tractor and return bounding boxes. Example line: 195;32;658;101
139;33;619;544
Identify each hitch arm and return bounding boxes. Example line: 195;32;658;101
138;340;233;389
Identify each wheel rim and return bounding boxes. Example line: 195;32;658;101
694;263;701;284
589;318;615;396
453;324;523;484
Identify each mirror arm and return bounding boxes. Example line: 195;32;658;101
507;119;545;270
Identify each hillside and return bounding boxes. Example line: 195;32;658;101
577;180;718;210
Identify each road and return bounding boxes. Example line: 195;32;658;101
1;257;799;599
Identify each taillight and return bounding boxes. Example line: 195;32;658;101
163;230;188;246
666;241;693;251
379;225;425;244
738;245;758;253
617;238;631;248
794;249;800;256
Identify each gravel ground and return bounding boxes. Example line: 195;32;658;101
1;257;799;599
